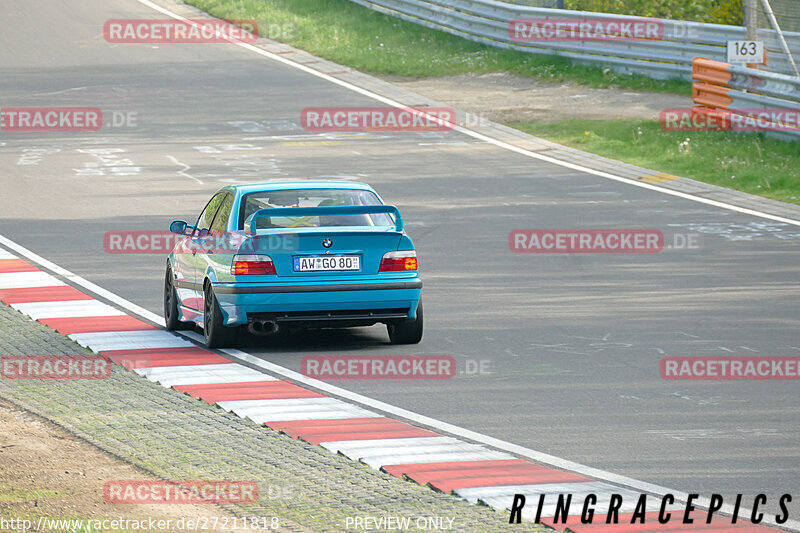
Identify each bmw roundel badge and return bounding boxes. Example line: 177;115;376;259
322;238;333;248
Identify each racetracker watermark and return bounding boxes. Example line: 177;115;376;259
103;19;258;43
2;516;280;532
660;108;800;133
104;230;230;255
103;231;298;254
509;18;663;42
301;356;456;379
510;230;664;253
0;108;101;132
661;356;800;380
103;481;259;504
1;356;111;379
301;107;456;132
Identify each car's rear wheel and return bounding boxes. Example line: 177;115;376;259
164;266;193;331
203;284;234;348
387;300;423;344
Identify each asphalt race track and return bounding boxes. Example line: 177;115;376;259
1;0;799;523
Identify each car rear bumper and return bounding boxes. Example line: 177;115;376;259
212;278;422;326
214;280;421;294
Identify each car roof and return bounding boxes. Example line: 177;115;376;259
223;180;376;196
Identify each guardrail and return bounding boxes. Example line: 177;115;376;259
347;0;800;80
693;57;800;102
691;57;799;139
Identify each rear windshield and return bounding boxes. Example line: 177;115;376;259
238;188;394;230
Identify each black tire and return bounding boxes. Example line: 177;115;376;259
164;266;193;331
388;300;423;344
203;284;234;348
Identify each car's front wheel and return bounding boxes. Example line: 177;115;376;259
203;284;234;348
387;300;423;344
164;266;193;331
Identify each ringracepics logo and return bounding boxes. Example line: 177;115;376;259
103;481;258;504
0;108;101;132
509;492;793;526
510;18;663;42
104;19;258;43
300;107;456;132
510;230;663;253
660;108;800;133
1;356;111;379
301;356;456;379
661;357;800;380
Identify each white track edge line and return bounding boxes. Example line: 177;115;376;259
1;236;794;530
0;235;164;326
135;0;800;228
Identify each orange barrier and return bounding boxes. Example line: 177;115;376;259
692;82;732;109
692;58;732;86
691;57;799;137
692;58;732;121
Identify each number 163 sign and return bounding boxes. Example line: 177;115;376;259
727;40;766;64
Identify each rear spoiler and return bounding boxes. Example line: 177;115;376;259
248;205;403;233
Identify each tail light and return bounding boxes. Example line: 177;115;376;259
231;254;276;275
379;250;417;272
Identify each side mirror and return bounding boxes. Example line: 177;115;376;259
169;220;188;234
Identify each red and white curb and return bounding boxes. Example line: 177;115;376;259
0;249;783;531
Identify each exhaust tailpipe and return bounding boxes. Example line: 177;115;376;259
248;319;278;336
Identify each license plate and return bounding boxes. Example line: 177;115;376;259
293;255;360;272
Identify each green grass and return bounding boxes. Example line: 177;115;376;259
186;0;688;94
512;118;800;204
0;487;60;502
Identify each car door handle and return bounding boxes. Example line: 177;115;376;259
190;238;213;255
